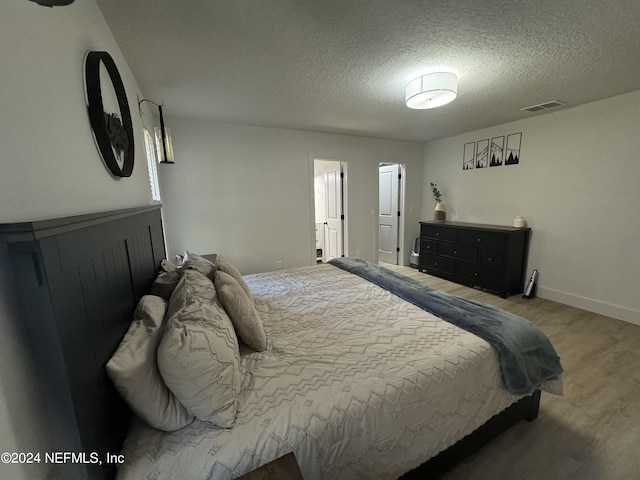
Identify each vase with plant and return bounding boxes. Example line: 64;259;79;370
430;182;446;221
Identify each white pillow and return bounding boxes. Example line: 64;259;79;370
158;270;243;427
106;295;194;431
215;270;266;351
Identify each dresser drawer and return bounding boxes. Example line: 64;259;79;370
458;229;506;250
420;239;438;255
421;224;456;243
438;243;477;262
457;262;502;290
422;254;455;275
479;249;504;269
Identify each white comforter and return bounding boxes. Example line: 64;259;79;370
118;264;521;479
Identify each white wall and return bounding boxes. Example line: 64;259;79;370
0;1;153;223
0;3;152;479
159;119;423;274
423;91;640;325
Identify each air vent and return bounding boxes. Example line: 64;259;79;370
521;100;566;113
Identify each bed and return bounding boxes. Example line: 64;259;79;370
0;206;562;480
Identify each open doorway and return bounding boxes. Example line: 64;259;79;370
378;163;405;265
313;159;345;263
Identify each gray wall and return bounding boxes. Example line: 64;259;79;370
422;91;640;324
159;118;424;274
0;3;154;478
0;2;153;223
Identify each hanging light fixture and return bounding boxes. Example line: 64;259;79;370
405;72;458;109
138;98;175;164
29;0;74;5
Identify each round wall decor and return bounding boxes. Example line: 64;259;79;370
84;51;134;177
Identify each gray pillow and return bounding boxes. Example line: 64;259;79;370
215;270;266;351
216;254;255;304
181;251;216;282
160;258;179;273
106;295;194;431
158;270;243;427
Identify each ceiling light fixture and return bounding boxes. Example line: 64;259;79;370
29;0;74;6
405;72;458;109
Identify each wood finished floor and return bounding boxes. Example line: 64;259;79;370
380;263;640;480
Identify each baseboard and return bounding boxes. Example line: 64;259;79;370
537;286;640;326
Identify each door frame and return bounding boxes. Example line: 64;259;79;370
308;156;348;266
377;162;406;265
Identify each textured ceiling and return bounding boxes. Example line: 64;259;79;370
96;0;640;142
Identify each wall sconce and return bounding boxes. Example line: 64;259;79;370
138;98;175;164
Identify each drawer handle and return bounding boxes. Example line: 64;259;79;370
487;257;492;262
474;272;479;277
426;245;431;249
476;238;481;242
454;250;458;254
434;262;439;266
436;232;440;236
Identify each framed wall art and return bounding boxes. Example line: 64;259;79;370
463;142;475;170
475;139;489;168
490;136;504;167
505;132;522;165
462;132;523;171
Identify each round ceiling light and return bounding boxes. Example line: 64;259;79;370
405;72;458;109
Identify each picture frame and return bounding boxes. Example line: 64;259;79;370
505;132;522;165
463;142;475;170
490;136;504;166
475;139;489;168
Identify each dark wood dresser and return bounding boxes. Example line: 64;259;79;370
419;221;531;298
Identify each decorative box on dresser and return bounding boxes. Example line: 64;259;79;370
419;221;531;298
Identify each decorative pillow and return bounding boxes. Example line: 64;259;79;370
216;254;255;304
150;260;181;300
181;251;216;281
160;258;179;273
215;270;266;351
201;253;218;265
106;295;194;431
158;269;243;427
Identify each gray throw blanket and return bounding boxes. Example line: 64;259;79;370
328;257;563;396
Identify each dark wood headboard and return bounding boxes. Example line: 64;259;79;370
0;205;165;480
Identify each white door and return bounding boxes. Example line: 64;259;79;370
378;164;400;264
324;163;343;261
